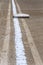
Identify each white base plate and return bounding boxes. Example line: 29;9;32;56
14;13;30;18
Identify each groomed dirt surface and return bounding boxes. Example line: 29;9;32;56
0;0;43;65
16;0;43;65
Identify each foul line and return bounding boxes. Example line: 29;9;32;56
12;0;27;65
